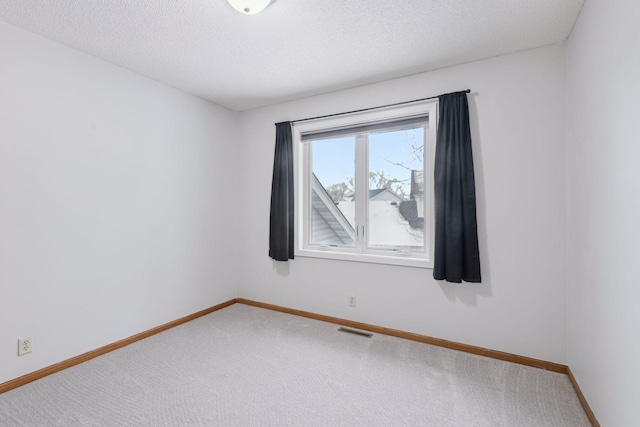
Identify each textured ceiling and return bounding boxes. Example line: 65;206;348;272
0;0;585;111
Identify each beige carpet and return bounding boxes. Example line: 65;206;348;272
0;303;590;426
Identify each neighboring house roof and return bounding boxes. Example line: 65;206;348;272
338;201;424;247
312;174;423;248
399;200;424;230
347;188;404;203
369;188;386;199
369;188;404;203
311;174;355;245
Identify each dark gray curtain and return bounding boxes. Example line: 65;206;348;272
269;122;294;261
433;92;481;282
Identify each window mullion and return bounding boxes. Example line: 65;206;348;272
302;141;312;249
354;134;368;253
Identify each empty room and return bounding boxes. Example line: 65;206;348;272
1;0;638;425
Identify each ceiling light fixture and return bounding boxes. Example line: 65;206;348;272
226;0;271;15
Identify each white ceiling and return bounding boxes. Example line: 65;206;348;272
0;0;585;111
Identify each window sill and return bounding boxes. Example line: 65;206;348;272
296;248;433;269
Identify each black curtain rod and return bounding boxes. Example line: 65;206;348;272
285;89;470;125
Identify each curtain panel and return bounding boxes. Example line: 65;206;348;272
433;92;481;283
269;122;295;261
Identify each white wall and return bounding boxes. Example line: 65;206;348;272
10;7;629;406
0;22;239;384
238;45;568;363
566;0;640;424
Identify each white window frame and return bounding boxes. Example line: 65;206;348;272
293;100;438;269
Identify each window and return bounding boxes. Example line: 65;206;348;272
293;101;437;268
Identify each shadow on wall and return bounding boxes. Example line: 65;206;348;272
273;260;291;276
438;93;492;307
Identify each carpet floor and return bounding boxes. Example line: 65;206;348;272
0;303;590;426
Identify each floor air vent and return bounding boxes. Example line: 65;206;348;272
338;327;373;338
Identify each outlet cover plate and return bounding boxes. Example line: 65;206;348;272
18;337;32;356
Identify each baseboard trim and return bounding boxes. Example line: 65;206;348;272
236;298;568;374
1;296;598;427
567;367;600;426
0;298;236;395
239;298;601;425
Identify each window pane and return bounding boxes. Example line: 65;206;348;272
367;127;425;251
310;137;355;246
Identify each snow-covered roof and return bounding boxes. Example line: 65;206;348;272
337;201;423;247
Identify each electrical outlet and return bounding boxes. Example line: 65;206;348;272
348;295;356;307
18;337;32;356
